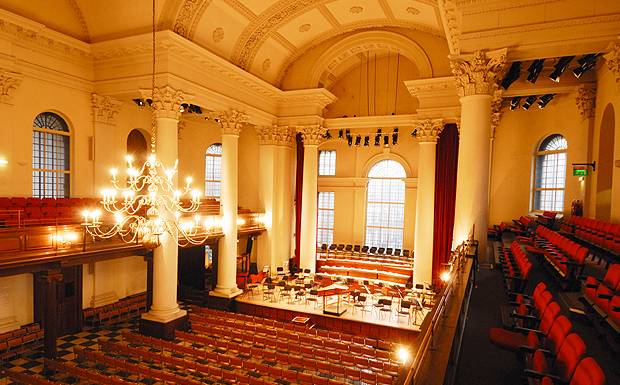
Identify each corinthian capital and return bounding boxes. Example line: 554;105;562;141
604;42;620;83
92;93;121;125
450;50;507;97
217;109;247;136
0;68;22;104
297;125;325;146
140;86;191;120
575;85;596;120
256;125;294;147
413;119;444;143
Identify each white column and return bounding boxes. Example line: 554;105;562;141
211;110;246;298
298;125;324;272
451;50;506;259
142;86;187;323
413;119;443;284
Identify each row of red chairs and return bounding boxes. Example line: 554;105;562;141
583;264;620;352
498;241;533;293
83;293;147;327
124;331;395;385
529;226;589;290
489;215;534;240
75;346;204;385
190;305;394;351
44;358;130;385
2;370;59;385
561;216;620;258
0;322;43;360
489;282;606;385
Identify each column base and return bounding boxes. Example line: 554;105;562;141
208;288;243;311
209;287;243;299
139;310;188;341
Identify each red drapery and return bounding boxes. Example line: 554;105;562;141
293;133;304;267
432;123;459;286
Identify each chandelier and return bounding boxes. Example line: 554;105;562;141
81;0;216;248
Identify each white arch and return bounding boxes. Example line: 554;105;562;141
362;152;413;178
308;31;433;89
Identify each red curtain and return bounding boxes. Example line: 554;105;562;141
432;123;459;286
293;133;304;267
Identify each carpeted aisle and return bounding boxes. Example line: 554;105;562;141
454;260;522;385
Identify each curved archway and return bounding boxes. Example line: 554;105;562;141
126;129;148;165
306;31;433;89
362;152;413;178
596;103;615;221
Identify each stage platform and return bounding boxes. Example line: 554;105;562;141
235;291;426;344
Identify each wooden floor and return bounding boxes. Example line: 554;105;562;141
236;290;429;332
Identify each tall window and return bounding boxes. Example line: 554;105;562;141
317;192;335;246
205;143;222;199
32;112;70;198
533;134;568;211
365;160;405;249
318;150;336;175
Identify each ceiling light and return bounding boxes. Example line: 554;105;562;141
501;61;521;89
383;135;389;146
522;95;537;110
538;94;555;109
526;59;545;83
510;97;521;111
355;135;361;146
338;129;343;139
347;135;353;146
548;56;574;82
374;129;382;146
364;136;369;146
392;128;399;145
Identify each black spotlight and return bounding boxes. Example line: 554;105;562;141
573;53;600;78
538;94;555;109
383;135;389;146
355;135;361;146
323;130;332;139
364;136;369;146
132;98;145;107
501;62;521;90
345;129;351;138
526;59;545;83
392;128;399;145
347;135;353;146
522;95;537;110
549;56;574;82
411;129;417;138
374;129;382;146
338;129;344;139
510;97;521;111
145;98;153;106
180;103;188;113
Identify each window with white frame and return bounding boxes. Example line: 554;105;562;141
365;160;406;249
533;134;568;212
32;112;70;198
317;192;335;246
205;143;222;199
318;150;336;176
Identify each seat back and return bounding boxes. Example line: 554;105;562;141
603;264;620;290
547;315;572;354
569;357;605;385
555;333;587;382
535;290;554;315
539;302;561;334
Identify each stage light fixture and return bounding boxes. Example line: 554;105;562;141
132;98;145;107
347;135;353;146
538;94;555;109
392;128;399;145
383;135;389;146
338;130;343;139
411;129;417;138
501;61;521;89
526;59;545;83
364;136;369;146
179;103;188;113
355;135;361;146
573;53;600;78
374;129;382;146
548;56;574;82
510;97;521;111
522;95;537;110
323;130;332;139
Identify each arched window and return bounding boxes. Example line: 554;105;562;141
205;143;222;199
32;112;70;198
365;160;406;249
533;134;568;211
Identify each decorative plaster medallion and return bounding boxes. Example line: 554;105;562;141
262;58;272;72
212;27;224;43
299;23;311;32
406;7;420;15
349;6;364;14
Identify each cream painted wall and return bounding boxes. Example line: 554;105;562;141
0;274;33;329
489;93;589;225
317;137;418;251
82;256;147;309
590;63;620;221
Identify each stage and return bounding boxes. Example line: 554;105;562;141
235;290;427;344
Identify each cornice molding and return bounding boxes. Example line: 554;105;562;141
450;49;507;97
91;93;121;124
575;85;596;120
0;68;22;104
413;119;445;143
438;0;461;55
405;76;459;98
604;41;620;83
256;125;295;147
456;0;557;16
172;0;212;39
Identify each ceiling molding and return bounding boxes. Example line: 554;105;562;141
502;82;596;98
67;0;90;42
317;4;341;28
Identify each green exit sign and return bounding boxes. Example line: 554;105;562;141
573;169;588;176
